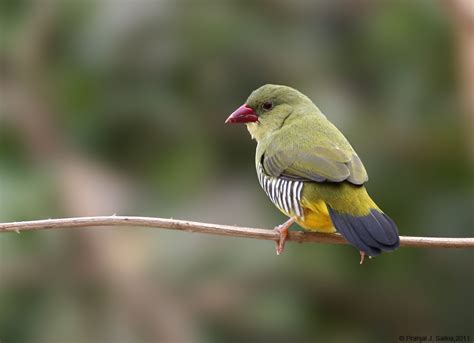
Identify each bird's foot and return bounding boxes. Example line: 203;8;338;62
273;218;295;255
274;225;288;255
359;251;366;265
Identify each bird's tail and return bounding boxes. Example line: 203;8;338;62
328;206;400;256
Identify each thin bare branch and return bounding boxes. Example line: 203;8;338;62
0;216;473;249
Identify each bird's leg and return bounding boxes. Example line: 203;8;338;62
359;251;366;265
274;218;295;255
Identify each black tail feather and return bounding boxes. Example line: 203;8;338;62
328;206;400;256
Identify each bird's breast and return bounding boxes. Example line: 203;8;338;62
256;164;304;218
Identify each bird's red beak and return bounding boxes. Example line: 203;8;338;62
225;104;258;124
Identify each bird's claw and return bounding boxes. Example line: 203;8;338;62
274;224;289;255
358;252;373;264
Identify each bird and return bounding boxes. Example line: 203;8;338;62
225;84;399;263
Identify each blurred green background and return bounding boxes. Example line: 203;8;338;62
1;1;473;342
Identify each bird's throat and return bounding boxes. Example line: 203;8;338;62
246;122;261;141
246;120;283;142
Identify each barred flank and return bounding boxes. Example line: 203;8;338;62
257;164;304;218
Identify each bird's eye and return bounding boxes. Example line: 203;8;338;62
262;101;274;111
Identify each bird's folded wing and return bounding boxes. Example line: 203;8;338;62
263;145;368;185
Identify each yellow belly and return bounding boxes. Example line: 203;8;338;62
295;199;336;233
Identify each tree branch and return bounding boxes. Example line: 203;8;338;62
0;216;473;249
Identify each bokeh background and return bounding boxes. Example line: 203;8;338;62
1;0;473;342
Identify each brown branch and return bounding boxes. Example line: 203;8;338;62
0;216;473;249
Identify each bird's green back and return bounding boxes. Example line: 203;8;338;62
255;106;368;186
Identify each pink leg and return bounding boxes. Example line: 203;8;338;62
274;218;295;255
359;251;366;265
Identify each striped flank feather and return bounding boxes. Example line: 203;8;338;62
257;164;304;218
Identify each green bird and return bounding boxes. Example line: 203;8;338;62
225;84;399;263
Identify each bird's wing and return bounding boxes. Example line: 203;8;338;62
262;118;368;185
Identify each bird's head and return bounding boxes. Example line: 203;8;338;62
225;84;317;141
